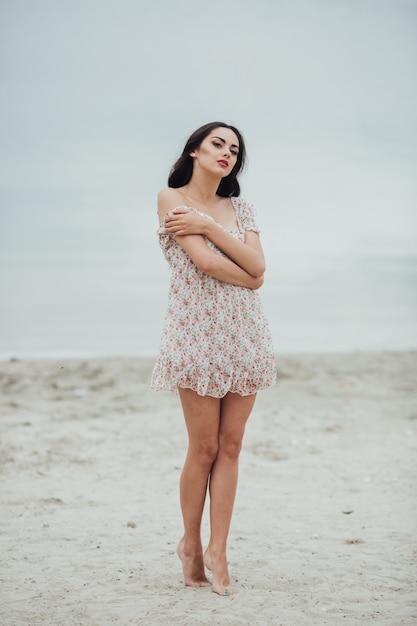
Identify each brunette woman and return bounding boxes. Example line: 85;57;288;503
151;122;276;595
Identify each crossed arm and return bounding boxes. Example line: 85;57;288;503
158;190;265;290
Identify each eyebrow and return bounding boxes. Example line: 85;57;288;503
212;136;240;150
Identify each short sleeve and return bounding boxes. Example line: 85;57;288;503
233;197;260;233
157;223;176;260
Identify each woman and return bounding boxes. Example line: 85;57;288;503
151;121;276;596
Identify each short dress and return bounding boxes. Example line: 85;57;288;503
150;197;277;398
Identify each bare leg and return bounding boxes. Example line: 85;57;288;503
204;392;256;596
177;388;221;587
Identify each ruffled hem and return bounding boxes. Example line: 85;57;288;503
150;360;277;398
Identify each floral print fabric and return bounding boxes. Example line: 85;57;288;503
150;197;276;398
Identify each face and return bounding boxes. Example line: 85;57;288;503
191;127;240;177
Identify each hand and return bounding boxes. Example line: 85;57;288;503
164;208;210;236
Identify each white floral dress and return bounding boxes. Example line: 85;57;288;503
150;197;276;398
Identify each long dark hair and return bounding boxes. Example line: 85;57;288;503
168;122;247;197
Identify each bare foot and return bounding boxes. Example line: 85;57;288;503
177;538;211;588
204;548;237;596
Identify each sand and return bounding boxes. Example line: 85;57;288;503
0;351;416;626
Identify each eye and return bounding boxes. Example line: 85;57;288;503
212;141;222;148
231;149;238;156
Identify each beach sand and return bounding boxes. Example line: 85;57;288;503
1;351;416;626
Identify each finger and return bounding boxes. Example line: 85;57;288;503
166;223;183;232
167;219;182;228
173;208;191;217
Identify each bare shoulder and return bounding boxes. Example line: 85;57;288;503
158;187;179;204
157;187;185;220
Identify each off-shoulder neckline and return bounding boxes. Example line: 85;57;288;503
161;197;242;234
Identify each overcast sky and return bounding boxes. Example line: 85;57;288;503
1;0;416;354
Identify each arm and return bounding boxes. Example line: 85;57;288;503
174;233;264;289
158;190;263;289
164;207;265;278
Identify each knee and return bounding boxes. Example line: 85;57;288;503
218;433;243;460
193;439;219;468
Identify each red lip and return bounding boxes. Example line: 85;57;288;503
217;160;228;168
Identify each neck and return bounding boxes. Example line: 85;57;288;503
184;167;222;204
